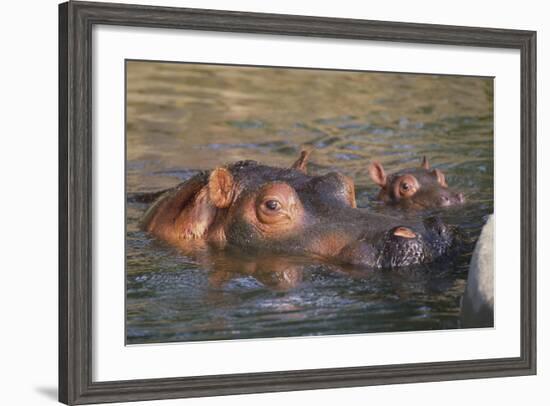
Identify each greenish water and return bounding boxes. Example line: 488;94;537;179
126;61;493;344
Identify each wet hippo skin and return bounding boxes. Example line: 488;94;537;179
368;156;465;209
141;152;457;269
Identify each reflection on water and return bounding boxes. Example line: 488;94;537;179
126;61;493;344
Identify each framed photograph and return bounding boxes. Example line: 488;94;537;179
59;1;536;404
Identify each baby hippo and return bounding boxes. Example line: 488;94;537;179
368;156;465;209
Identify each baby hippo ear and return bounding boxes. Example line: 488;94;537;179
433;168;448;188
368;161;387;188
208;168;235;208
421;156;430;170
291;149;311;174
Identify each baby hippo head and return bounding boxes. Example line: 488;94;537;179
368;156;465;209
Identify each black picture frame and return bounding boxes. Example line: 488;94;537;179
59;1;537;404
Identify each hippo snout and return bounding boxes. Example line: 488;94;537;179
376;225;432;268
378;218;456;268
440;191;465;206
338;217;456;269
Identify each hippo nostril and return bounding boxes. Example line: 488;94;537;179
393;227;416;239
423;216;446;236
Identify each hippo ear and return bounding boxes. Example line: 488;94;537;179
421;156;430;170
291;150;311;174
141;173;216;240
433;168;448;188
208;168;235;208
368;161;387;188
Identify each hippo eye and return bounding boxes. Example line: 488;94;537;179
264;200;281;211
394;175;417;199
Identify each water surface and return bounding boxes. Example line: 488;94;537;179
126;61;493;344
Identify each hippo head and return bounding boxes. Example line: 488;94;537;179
368;156;465;209
143;152;456;269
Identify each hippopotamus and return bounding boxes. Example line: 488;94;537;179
368;156;465;209
141;151;457;269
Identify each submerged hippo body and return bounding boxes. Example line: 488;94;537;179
368;157;465;209
142;152;457;269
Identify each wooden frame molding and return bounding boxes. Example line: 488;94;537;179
59;1;536;404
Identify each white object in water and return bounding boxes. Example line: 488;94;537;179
461;214;494;328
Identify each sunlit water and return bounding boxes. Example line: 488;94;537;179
126;61;493;344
